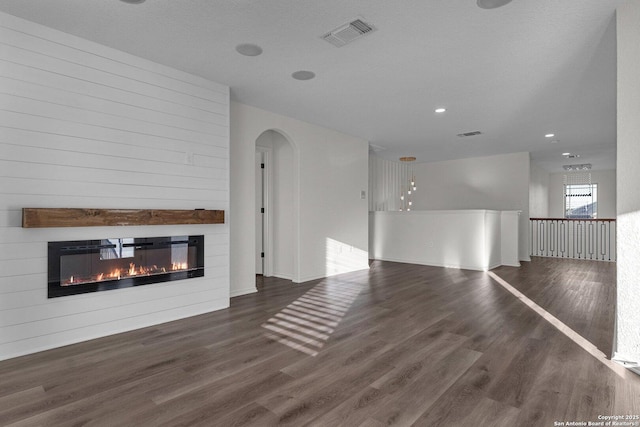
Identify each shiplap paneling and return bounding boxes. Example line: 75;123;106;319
0;63;227;126
0;121;229;158
0;12;230;361
0;41;227;115
0;143;225;182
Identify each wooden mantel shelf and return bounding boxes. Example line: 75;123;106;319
22;208;224;228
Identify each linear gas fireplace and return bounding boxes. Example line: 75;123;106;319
48;235;204;298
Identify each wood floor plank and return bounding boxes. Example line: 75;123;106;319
405;332;533;427
272;359;395;425
315;333;478;427
154;371;295;426
371;347;483;426
512;335;583;425
5;367;183;427
191;402;279;427
486;337;549;408
456;397;520;427
283;331;468;426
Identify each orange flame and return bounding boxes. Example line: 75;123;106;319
63;261;190;286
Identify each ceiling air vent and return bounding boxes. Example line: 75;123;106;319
321;19;376;47
457;131;482;138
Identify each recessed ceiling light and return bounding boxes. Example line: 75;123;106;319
235;44;263;57
120;0;145;4
562;152;571;156
477;0;513;9
435;108;446;113
545;134;555;138
292;70;316;81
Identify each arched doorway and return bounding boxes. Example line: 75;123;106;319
255;129;299;285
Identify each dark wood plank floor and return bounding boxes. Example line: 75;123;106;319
1;258;639;426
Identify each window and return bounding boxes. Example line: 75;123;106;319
564;183;597;219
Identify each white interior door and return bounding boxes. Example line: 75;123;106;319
255;151;264;274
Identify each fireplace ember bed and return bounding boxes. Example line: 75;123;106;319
48;235;204;298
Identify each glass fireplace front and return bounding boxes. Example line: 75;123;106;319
48;235;204;298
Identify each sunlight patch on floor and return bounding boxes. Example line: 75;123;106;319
262;281;362;356
487;271;633;379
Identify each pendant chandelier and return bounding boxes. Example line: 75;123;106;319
399;157;417;211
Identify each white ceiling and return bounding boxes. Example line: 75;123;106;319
0;0;622;172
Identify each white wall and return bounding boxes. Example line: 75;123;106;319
370;210;519;271
408;152;530;261
529;162;550;218
615;1;640;371
548;170;616;219
230;102;369;296
0;12;229;360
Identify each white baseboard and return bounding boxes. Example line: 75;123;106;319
230;287;257;298
296;266;370;284
374;256;486;271
501;262;522;267
272;272;293;281
612;352;640;376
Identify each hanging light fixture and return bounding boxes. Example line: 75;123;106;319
399;157;417;211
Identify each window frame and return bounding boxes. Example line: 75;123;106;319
564;183;598;219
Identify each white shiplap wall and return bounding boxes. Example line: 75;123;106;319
0;12;230;361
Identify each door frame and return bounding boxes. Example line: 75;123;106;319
256;145;273;277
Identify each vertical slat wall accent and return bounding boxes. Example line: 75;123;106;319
369;154;410;211
0;12;230;360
